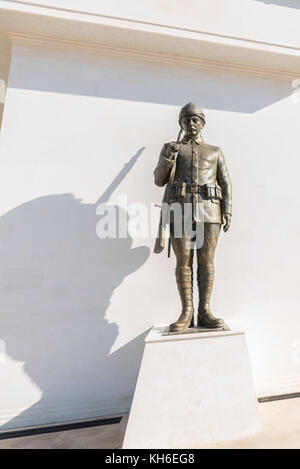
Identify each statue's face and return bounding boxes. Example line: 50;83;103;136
180;115;203;137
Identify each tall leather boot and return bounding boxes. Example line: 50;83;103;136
169;266;194;332
197;265;224;328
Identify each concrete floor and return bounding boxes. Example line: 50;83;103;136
0;397;300;449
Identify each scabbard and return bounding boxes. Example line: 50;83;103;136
154;210;165;254
168;236;171;258
192;193;203;223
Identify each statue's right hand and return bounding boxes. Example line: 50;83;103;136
165;142;179;159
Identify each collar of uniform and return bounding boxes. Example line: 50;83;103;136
181;134;204;144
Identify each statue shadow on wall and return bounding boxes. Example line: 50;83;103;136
255;0;300;8
0;147;150;430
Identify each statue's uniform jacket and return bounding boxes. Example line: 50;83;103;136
154;137;232;225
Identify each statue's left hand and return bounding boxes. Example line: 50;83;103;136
223;213;232;232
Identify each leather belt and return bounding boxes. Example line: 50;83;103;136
169;183;222;200
186;185;206;194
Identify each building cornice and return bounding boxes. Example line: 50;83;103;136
8;32;300;81
1;2;300;79
4;0;300;54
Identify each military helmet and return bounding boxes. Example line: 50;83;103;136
179;102;206;126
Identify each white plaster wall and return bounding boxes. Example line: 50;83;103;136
0;32;11;130
0;41;300;428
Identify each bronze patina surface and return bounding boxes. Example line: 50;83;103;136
154;103;232;333
162;323;230;336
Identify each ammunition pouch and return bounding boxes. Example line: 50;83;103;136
205;184;222;201
168;182;187;198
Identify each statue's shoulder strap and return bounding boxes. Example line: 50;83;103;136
169;152;178;184
168;129;183;184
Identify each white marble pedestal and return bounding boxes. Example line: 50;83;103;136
123;320;261;449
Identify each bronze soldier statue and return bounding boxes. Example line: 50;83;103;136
154;103;232;332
